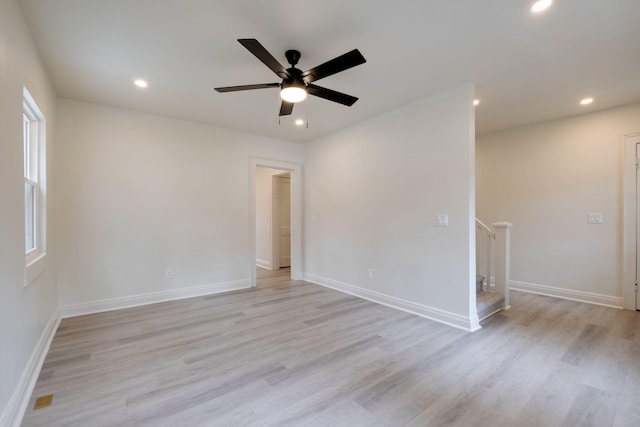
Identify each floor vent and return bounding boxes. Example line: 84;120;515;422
34;394;53;410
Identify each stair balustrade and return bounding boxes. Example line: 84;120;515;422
475;219;512;314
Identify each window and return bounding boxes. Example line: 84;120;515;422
23;87;46;282
24;112;36;253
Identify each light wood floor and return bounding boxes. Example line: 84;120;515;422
256;266;291;288
22;271;640;426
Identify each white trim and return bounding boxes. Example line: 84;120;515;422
24;252;47;286
0;308;60;427
623;133;640;310
59;279;251;318
250;158;302;287
22;87;47;285
510;280;623;309
304;273;480;332
256;259;271;270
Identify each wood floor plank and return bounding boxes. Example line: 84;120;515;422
21;271;640;427
561;384;618;427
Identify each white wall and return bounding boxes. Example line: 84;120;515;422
55;99;304;312
477;102;640;306
0;0;58;423
255;167;287;268
304;85;477;330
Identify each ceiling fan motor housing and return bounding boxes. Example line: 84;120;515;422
281;60;307;100
281;78;305;91
285;49;301;67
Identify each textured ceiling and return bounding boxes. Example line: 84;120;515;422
19;0;640;142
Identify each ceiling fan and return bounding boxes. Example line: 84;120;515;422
214;39;366;117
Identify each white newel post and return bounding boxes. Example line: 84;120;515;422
492;222;512;310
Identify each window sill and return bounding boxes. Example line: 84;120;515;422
24;252;47;287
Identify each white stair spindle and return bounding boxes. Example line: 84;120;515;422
492;222;512;310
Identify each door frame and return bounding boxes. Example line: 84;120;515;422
623;132;640;310
250;157;302;287
271;172;291;271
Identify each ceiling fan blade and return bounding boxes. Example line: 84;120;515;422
302;49;366;83
214;83;280;93
307;84;358;106
279;101;294;116
238;39;291;79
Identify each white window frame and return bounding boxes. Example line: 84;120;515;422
23;87;47;286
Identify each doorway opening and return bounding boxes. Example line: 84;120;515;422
255;168;291;287
250;158;302;288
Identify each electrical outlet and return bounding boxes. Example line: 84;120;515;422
366;268;373;279
165;269;173;279
588;213;603;224
436;214;449;227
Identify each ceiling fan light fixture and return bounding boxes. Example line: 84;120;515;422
280;81;307;103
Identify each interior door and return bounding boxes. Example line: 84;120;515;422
278;175;291;268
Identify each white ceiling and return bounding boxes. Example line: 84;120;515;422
19;0;640;143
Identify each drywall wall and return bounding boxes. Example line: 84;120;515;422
0;0;58;424
255;167;287;269
304;85;477;330
54;99;304;312
477;102;640;306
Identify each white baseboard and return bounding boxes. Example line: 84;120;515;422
256;259;271;270
59;279;252;318
510;280;623;309
0;308;60;427
304;273;480;332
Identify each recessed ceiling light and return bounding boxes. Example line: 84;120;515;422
531;0;552;13
580;97;594;105
134;79;148;88
473;99;480;106
295;119;305;126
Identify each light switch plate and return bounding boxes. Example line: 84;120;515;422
436;214;449;227
588;213;603;224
